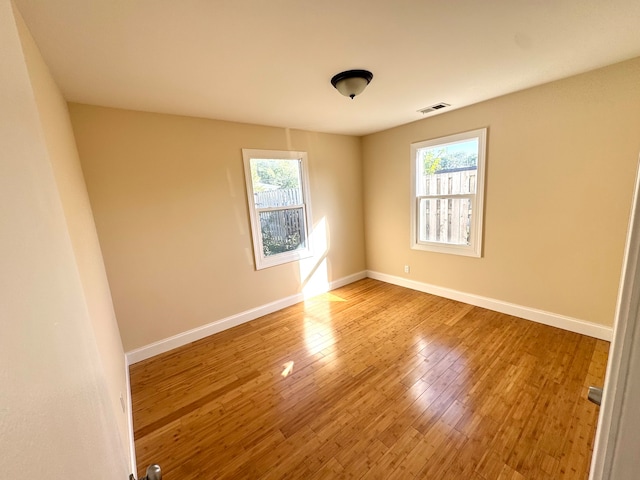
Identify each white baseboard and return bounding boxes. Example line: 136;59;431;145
126;268;611;365
125;271;367;365
125;359;137;475
366;270;613;341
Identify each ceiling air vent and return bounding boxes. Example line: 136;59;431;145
418;103;450;115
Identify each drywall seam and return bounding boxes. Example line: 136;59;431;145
367;270;612;341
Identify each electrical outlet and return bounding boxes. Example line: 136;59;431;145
404;265;410;274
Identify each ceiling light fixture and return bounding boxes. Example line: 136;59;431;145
330;69;373;99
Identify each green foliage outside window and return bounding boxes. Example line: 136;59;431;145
422;148;477;174
251;159;300;191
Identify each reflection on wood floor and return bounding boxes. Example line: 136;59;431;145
130;278;608;479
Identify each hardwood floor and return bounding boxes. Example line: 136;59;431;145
130;279;608;479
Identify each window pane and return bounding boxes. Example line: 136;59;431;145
250;159;302;208
418;197;472;245
259;207;306;256
417;138;478;196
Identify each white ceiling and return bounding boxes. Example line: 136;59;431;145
14;0;640;136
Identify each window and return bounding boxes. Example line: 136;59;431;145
242;149;313;270
410;128;487;257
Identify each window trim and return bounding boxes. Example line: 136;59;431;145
242;148;313;270
410;128;487;257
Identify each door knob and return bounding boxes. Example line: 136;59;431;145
129;464;162;480
588;386;603;406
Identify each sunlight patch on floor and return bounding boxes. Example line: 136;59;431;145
281;360;294;377
305;292;347;304
303;315;337;356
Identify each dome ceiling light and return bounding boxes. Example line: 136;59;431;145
330;69;373;99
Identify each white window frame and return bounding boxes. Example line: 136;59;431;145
242;148;313;270
410;128;487;257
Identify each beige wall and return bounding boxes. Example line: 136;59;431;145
1;1;128;477
69;105;365;351
15;5;132;466
363;58;640;327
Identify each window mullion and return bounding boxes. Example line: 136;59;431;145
256;204;304;214
417;194;475;201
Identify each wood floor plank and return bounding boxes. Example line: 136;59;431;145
130;278;608;479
